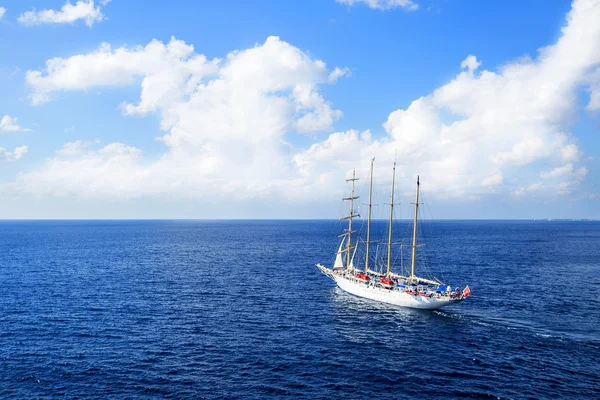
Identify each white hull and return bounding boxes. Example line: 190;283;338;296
318;265;462;310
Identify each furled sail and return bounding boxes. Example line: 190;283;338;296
334;237;346;269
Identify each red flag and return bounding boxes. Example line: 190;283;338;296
463;286;471;297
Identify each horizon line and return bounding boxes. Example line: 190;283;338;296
0;218;597;221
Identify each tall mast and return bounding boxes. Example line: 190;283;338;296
342;169;359;271
386;161;396;277
364;157;375;273
410;176;420;283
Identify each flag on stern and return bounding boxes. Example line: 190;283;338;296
463;286;471;297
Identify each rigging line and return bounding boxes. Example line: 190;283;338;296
377;240;385;274
419;200;435;280
374;243;382;274
417;205;432;280
333;201;346;233
420;188;447;285
389;199;401;275
324;218;338;262
399;210;413;276
355;185;369;270
421;189;434;251
400;243;405;276
354;175;368;270
325;198;347;263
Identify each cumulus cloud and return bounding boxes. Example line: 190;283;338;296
18;36;344;199
511;183;544;198
10;0;600;205
0;7;6;19
18;0;109;27
460;55;481;73
541;163;574;179
514;163;588;197
328;67;351;83
0;116;29;162
0;146;28;161
587;67;600;110
26;37;219;106
336;0;419;11
481;171;503;187
0;115;29;132
16;141;145;196
293;0;600;199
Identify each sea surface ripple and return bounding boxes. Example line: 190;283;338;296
1;220;599;399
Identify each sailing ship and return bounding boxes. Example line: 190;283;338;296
316;159;471;310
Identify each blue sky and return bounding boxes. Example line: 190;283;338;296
0;0;598;219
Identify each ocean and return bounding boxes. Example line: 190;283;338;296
0;220;599;399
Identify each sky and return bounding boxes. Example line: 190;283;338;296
0;0;599;219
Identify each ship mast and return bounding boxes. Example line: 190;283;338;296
410;176;420;283
386;161;396;277
342;169;359;271
364;157;375;273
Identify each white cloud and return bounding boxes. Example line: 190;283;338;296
512;164;589;197
56;140;96;155
336;0;419;11
0;146;28;161
541;163;574;179
18;36;345;199
17;141;145;197
589;86;600;110
511;183;544;198
0;115;29;132
587;67;600;110
10;0;600;206
18;1;108;27
0;7;6;19
292;84;344;132
328;67;351;83
460;55;481;73
481;171;503;187
292;0;600;199
26;37;219;106
539;162;589;195
556;169;588;194
1;115;29;163
528;183;544;191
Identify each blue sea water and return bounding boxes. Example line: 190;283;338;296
0;220;599;399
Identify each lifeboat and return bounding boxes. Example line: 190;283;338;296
379;277;394;286
355;273;370;281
